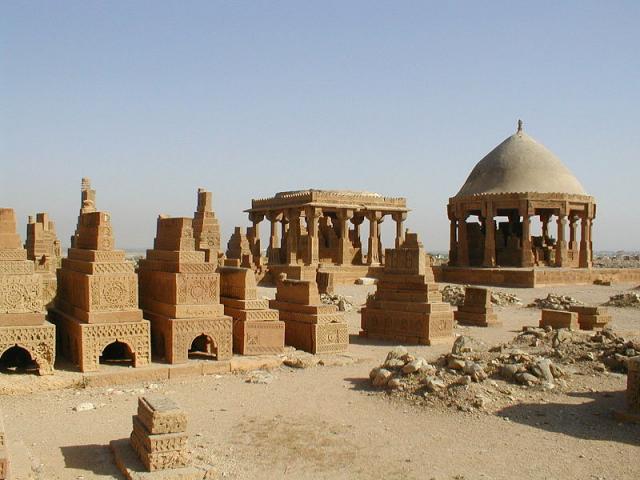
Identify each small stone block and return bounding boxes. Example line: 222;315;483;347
137;396;187;434
539;309;579;329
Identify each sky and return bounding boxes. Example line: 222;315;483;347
1;1;639;252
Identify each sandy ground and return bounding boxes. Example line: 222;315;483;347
1;282;639;480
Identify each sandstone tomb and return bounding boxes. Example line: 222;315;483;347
51;178;151;372
0;208;55;375
360;232;453;344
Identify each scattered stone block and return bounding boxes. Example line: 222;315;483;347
270;274;348;354
568;305;611;330
0;207;56;375
539;309;578;330
219;266;284;355
454;287;500;327
361;232;454;344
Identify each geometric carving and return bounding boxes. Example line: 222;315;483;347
51;179;149;372
269;273;348;354
361;232;454;345
219;266;285;355
0;207;55;375
138;207;233;364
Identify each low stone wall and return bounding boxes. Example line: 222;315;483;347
435;266;640;288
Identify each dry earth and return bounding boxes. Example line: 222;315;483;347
1;282;639;479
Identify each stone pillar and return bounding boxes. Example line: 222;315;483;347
249;213;264;259
366;211;383;265
579;216;592;268
521;213;534;267
267;211;282;264
482;208;496;267
555;214;568;267
286;209;300;266
541;213;550;243
337;209;354;265
392;212;407;248
449;218;458;265
457;215;470;267
305;207;322;266
569;215;579;251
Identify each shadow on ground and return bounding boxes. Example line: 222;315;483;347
60;444;123;477
348;333;400;347
497;389;640;446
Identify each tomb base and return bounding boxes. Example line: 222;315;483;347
0;322;55;375
454;310;500;327
111;439;214;480
50;308;151;372
232;319;285;355
283;319;348;354
145;313;233;364
360;307;453;345
539;309;579;329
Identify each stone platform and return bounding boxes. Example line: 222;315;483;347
436;266;640;288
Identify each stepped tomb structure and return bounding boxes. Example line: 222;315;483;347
360;232;453;344
270;274;348;354
25;212;61;308
224;226;268;280
51;178;151;372
245;189;409;288
219;266;285;355
0;208;55;375
111;395;214;478
436;121;640;287
454;287;500;327
138;204;233;364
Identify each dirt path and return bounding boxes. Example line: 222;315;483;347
1;282;639;479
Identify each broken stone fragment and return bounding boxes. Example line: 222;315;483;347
386;346;409;362
533;359;554;384
387;378;403;390
402;358;426;374
452;336;487;355
463;361;487;382
383;358;406;369
372;368;393;387
515;372;539;386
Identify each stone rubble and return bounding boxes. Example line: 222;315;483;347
528;293;584;310
368;328;639;413
604;291;640;308
320;293;354;312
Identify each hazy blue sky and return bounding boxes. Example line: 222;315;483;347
1;1;638;251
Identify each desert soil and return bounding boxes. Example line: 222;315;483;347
1;282;640;480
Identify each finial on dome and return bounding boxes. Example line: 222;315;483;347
517;119;523;134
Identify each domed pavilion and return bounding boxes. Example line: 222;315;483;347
447;121;595;270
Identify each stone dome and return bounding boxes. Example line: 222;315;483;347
455;128;587;197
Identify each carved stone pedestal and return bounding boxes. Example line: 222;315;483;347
0;323;55;375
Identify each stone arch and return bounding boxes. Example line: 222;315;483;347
0;342;52;376
188;333;218;360
98;339;135;367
